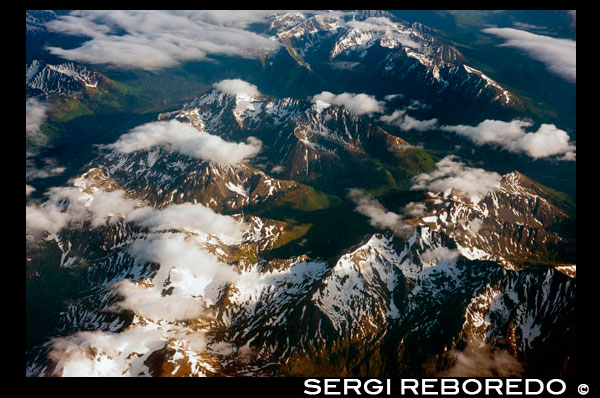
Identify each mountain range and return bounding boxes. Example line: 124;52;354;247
25;9;576;378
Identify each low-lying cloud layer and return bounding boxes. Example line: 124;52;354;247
312;91;384;115
128;202;246;243
26;186;141;234
412;156;502;200
26;179;247;240
420;246;459;267
44;10;281;70
441;119;576;160
483;27;576;83
106;120;262;165
47;327;166;377
402;202;427;217
380;109;438;131
117;233;239;321
347;188;413;237
440;339;524;377
33;176;255;375
26;98;49;144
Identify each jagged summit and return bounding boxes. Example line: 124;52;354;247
263;11;515;107
26;59;102;97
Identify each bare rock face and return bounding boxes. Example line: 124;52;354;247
26;60;103;98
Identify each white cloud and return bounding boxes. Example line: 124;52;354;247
45;10;281;70
511;22;549;34
213;79;261;98
403;202;427;217
26;179;248;241
420;246;459;267
345;17;393;32
380;110;438;131
510;123;575;160
329;61;360;70
440;339;524;377
128;202;246;243
47;327;166;377
26;186;141;234
441;119;576;160
26;98;49;144
312;91;384;115
27;166;65;180
115;279;209;322
412;156;502;200
116;233;240;321
26;201;73;235
26;157;66;180
407;99;430;111
483;27;576;82
182;10;282;29
347;188;413;237
86;190;141;227
384;93;403;101
106;120;262;165
26;185;36;197
467;219;484;237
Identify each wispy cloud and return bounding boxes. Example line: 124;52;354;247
26;98;49;144
483;27;576;82
44;10;282;70
312;91;384;115
380;109;438;131
568;10;576;29
384;93;403;101
441;119;576;160
402;202;427;217
347;188;413;237
420;246;459;267
26;157;65;181
440;339;524;377
106;120;262;165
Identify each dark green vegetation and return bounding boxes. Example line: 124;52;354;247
28;110;163;198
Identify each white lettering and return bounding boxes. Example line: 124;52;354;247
344;379;362;395
364;379;383;395
401;379;419;395
462;379;482;395
441;379;459;395
304;379;321;395
525;379;544;395
546;379;566;395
